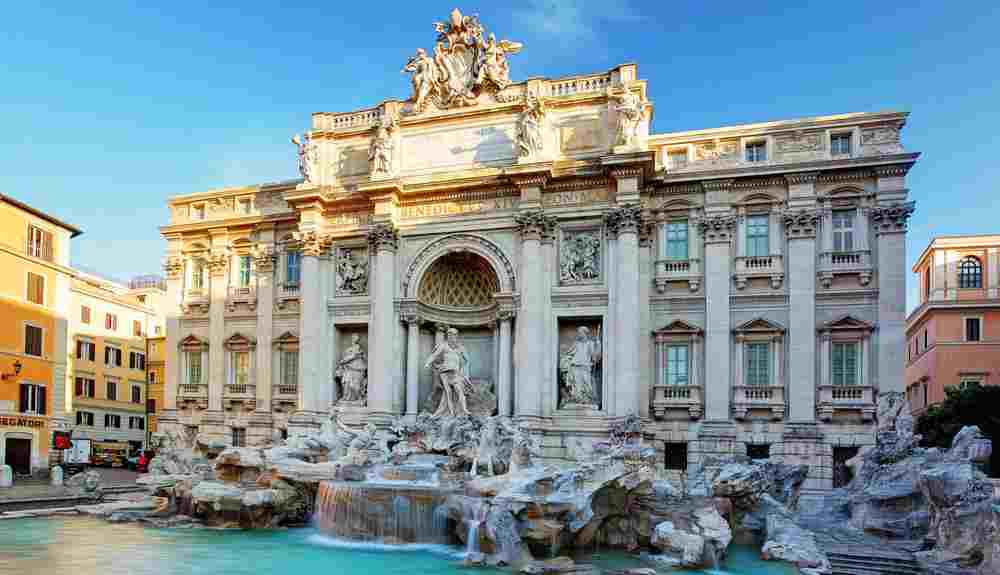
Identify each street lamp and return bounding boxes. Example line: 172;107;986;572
1;359;22;381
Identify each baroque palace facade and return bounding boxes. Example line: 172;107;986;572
159;10;917;488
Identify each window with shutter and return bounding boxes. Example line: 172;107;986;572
115;348;122;366
24;325;42;357
26;272;45;305
107;381;117;401
147;399;156;413
131;386;141;404
81;306;91;324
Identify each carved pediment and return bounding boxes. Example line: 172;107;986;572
224;332;257;350
179;335;208;351
653;320;703;336
734;317;785;334
819;315;874;333
273;331;300;350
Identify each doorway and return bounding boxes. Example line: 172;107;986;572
833;446;860;488
4;437;32;476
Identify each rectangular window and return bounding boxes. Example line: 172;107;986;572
148;371;156;384
133;320;142;337
129;351;146;371
966;318;981;342
19;383;46;415
830;133;852;156
665;345;689;386
105;313;118;331
667;149;688;169
74;377;96;398
923;329;928;349
664;220;689;260
106;380;117;401
104;414;121;429
232;351;250;386
239;255;252;288
745;342;770;386
81;306;91;324
281;350;299;387
232;428;247;448
147;398;157;413
286;251;301;286
27;225;54;261
26;272;45;305
664;442;688;471
128;416;145;430
832;342;859;386
191;261;204;290
745;214;770;257
24;324;43;357
745;141;767;162
747;443;771;460
76;411;94;426
832;210;855;252
106;346;122;367
131;385;141;404
188;352;202;384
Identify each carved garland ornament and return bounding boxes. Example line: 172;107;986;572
869;201;915;234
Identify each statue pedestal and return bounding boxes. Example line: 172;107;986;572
335;402;369;427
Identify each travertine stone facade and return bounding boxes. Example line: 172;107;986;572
158;10;917;489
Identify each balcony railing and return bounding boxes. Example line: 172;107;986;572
734;255;784;289
274;384;298;396
277;282;300;298
733;385;786;420
225;383;255;397
184;288;208;302
818;385;875;422
652;385;703;420
227;286;257;309
818;250;872;287
178;383;207;398
654;258;702;292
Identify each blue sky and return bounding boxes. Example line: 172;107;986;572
1;1;997;310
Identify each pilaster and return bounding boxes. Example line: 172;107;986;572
870;201;915;394
638;220;654;419
253;235;276;415
401;303;420;419
540;223;557;416
162;250;183;421
605;203;643;417
366;222;400;422
207;236;229;415
513;209;554;419
697;209;736;421
783;207;820;422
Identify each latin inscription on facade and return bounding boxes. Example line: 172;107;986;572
402;196;518;219
560;119;603;153
544;188;609;207
402;124;517;173
339;147;369;176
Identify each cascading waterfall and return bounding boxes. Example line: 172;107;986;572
457;496;488;559
315;480;451;544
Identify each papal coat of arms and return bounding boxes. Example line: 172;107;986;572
403;8;522;113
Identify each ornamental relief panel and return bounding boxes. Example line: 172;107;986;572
335;247;369;296
559;230;602;285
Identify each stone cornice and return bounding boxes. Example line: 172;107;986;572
873;163;914;178
545;177;610;192
731;177;785;190
701;179;734;192
784;172;819;185
509;173;550;190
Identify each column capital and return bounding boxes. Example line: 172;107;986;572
696;214;736;243
869;201;915;235
783;209;820;239
208;252;229;276
294;230;328;257
399;300;419;325
514;209;557;241
366;222;399;252
163;256;183;279
252;245;277;272
604;203;644;237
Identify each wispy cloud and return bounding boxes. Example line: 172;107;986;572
512;0;639;43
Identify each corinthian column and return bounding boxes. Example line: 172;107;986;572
605;204;644;416
783;207;820;422
514;210;554;419
366;223;399;421
870;199;915;394
697;209;736;421
293;231;326;431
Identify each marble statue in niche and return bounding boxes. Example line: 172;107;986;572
559;231;601;284
612;89;644;148
291;133;317;184
369;114;396;176
336;248;369;295
559;326;602;409
336;334;368;404
517;91;545;158
424;327;472;418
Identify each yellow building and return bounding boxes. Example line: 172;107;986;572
67;273;165;455
0;194;79;476
145;333;166;437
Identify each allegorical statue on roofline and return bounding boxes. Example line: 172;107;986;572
403;8;522;113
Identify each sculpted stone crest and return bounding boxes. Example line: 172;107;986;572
402;8;522;113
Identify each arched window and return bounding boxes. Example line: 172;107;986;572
958;256;982;289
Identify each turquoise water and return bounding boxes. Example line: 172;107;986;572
0;517;794;575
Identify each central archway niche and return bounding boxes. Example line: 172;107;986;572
415;251;501;414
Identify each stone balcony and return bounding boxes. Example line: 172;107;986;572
227;286;257;311
733;385;786;421
734;255;784;289
183;289;209;313
654;258;702;292
817;385;876;422
818;250;872;288
651;385;703;420
177;383;208;410
276;282;300;310
273;384;298;412
224;383;256;412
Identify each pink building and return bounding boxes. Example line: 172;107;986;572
906;235;1000;415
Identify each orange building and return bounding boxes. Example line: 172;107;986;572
0;195;80;476
906;235;1000;415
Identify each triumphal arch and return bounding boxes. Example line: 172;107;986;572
160;8;918;488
